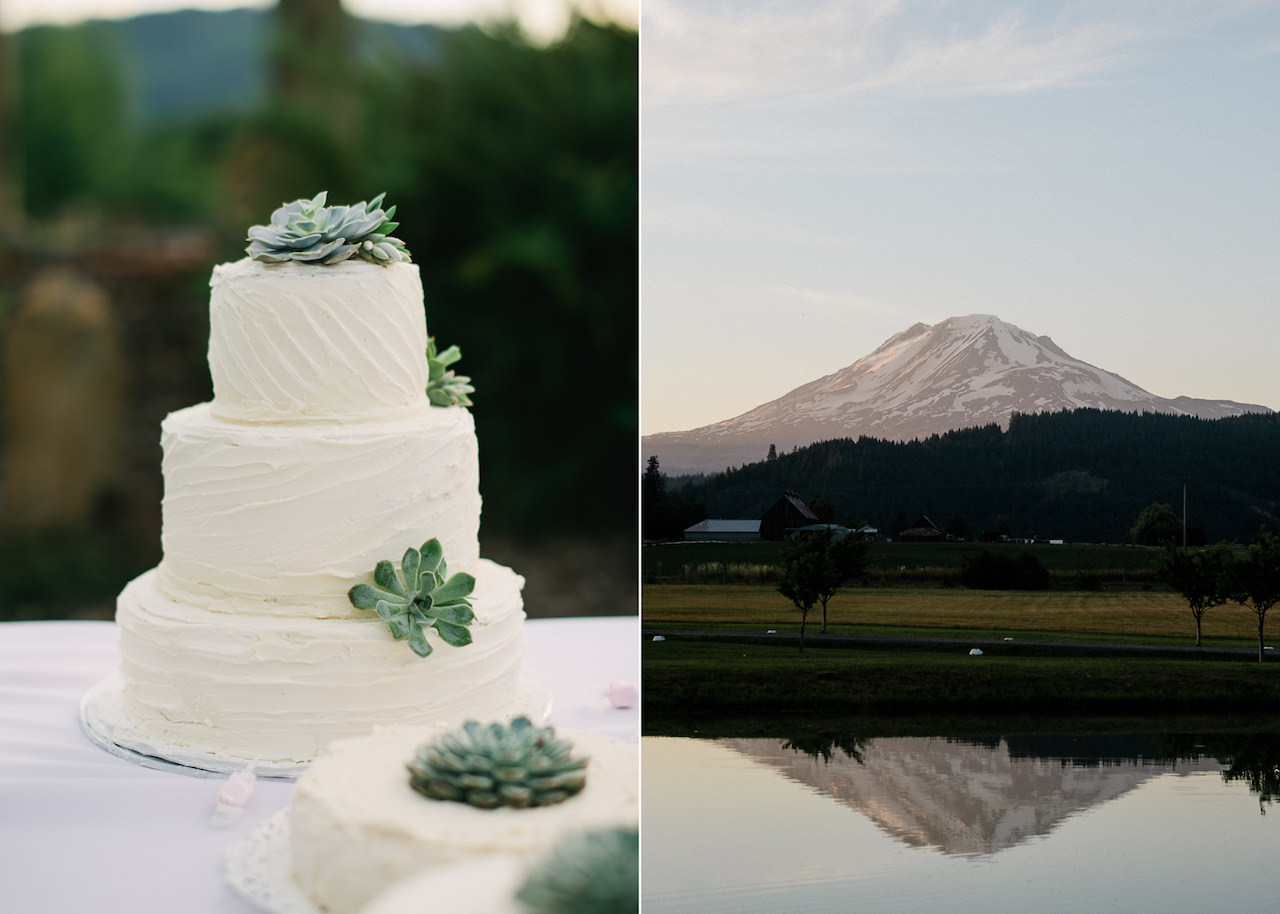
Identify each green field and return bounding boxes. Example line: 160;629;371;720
642;639;1280;718
642;583;1261;644
641;541;1280;724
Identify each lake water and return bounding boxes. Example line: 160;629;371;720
642;732;1280;913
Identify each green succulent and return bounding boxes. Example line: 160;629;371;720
246;191;411;265
516;827;639;914
348;539;475;658
407;717;588;809
426;337;474;407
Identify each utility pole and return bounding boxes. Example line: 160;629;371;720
1181;477;1187;551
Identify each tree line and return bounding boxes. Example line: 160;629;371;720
650;409;1280;544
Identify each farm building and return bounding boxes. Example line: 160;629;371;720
760;491;820;540
897;515;944;542
682;519;762;541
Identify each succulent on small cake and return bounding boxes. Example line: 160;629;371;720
426;337;475;407
516;827;639;914
407;717;588;809
246;191;411;265
348;539;475;658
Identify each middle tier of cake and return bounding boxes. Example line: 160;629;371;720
157;402;482;617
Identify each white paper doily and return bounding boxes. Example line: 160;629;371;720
227;811;530;914
80;670;553;780
226;811;320;914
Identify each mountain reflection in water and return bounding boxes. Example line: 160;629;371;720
643;733;1280;914
721;735;1223;855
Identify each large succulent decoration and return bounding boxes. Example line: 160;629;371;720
426;337;474;407
407;717;589;809
516;827;639;914
348;539;475;658
246;191;411;265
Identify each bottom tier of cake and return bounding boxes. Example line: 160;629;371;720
114;559;528;765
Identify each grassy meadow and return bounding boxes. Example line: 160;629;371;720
642;584;1262;645
641;541;1280;725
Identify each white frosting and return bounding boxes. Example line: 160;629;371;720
112;253;530;766
290;725;640;914
116;561;527;764
209;259;428;423
361;857;526;914
157;402;482;614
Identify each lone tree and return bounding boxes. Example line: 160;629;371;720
777;540;822;652
1131;502;1181;546
777;528;870;646
1156;543;1233;647
821;531;871;632
1226;531;1280;663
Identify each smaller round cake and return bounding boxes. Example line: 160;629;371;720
361;827;639;914
289;721;639;914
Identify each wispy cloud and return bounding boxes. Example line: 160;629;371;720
643;192;867;251
642;0;1207;109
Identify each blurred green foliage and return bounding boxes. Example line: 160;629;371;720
16;23;138;218
7;7;636;537
1;6;636;617
0;529;134;621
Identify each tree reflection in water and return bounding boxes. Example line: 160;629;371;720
781;734;868;765
1216;734;1280;813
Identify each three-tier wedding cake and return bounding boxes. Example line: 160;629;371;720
103;194;532;768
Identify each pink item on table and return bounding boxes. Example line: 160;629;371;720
608;680;638;709
208;765;257;828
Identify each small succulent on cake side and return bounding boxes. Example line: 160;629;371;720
348;539;475;658
407;717;589;809
246;191;411;265
426;336;475;407
516;827;639;914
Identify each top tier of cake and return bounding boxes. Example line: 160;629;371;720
209;259;428;423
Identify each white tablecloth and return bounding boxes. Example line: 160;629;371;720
0;617;638;913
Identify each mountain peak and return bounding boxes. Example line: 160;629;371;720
644;315;1273;475
941;312;1000;328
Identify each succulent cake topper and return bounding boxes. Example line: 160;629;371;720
348;538;475;658
516;827;639;914
407;717;589;809
426;337;474;407
246;191;411;265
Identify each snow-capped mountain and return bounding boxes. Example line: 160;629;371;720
643;314;1272;476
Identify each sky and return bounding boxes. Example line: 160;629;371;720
641;0;1280;436
0;0;636;40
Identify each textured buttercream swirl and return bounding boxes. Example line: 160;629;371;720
208;259;429;423
113;249;529;772
115;561;526;764
156;403;481;615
